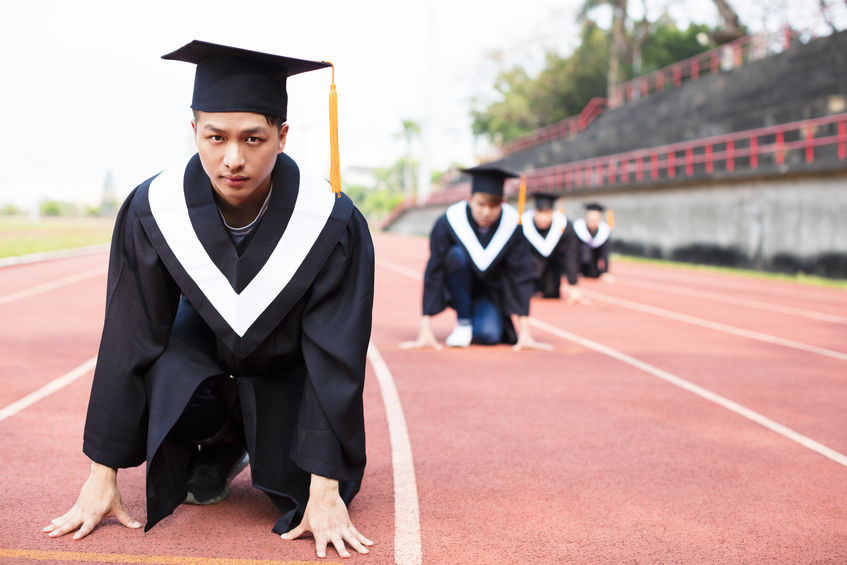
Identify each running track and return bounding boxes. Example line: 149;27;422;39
0;231;845;564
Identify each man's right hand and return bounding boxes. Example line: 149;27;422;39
399;316;442;350
43;461;141;540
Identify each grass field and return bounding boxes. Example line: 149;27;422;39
0;216;114;259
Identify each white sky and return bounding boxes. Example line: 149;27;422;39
0;0;841;207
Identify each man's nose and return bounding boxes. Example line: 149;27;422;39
223;142;245;170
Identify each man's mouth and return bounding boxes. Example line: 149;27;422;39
222;175;248;186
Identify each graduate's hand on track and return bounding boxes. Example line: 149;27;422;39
399;316;442;350
514;317;553;351
282;474;374;559
565;287;592;305
43;461;141;540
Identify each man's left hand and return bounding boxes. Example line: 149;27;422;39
513;317;553;351
281;474;373;559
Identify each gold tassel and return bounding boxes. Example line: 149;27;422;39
329;64;341;197
606;208;615;230
517;176;527;224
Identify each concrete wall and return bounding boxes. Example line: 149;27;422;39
386;172;847;277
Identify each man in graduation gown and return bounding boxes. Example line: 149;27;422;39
44;41;374;560
520;192;584;302
401;166;550;351
573;202;613;279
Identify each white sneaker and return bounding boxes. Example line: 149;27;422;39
445;324;472;347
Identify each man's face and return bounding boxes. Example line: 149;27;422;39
533;209;554;230
468;193;503;228
192;111;287;208
585;210;603;231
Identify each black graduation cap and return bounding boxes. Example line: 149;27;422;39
531;192;557;211
460;165;519;196
584;202;606;212
162;40;332;120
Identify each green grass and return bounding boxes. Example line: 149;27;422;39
615;254;847;289
0;216;114;259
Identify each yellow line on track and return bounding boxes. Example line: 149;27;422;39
0;548;338;565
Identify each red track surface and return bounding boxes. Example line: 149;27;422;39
1;231;845;564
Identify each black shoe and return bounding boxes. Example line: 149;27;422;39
184;439;249;505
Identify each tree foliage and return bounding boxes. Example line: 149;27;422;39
471;11;715;144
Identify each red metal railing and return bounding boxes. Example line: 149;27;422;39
498;97;608;156
609;28;793;108
405;113;847;213
515;112;847;196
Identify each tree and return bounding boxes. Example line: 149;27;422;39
711;0;745;44
469;6;715;144
398;120;421;199
470;20;609;143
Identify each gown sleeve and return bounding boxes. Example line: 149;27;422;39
561;223;580;286
500;233;535;317
82;188;181;469
597;237;611;273
294;207;374;481
421;214;453;316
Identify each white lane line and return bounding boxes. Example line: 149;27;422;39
529;318;847;468
0;265;106;306
367;343;423;565
0;357;97;423
620;268;844;305
0;243;110;269
581;289;847;362
376;258;423;281
619;277;847;325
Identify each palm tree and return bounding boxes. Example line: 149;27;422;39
399;119;421;200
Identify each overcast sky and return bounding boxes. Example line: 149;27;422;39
0;0;841;208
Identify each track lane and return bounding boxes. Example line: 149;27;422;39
0;252;397;564
371;232;847;563
0;256;107;408
617;261;847;312
4;233;847;563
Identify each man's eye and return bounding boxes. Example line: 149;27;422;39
209;135;224;142
247;137;263;143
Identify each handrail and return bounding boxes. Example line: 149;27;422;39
381;112;847;227
609;27;793;108
499;97;608;156
514;112;847;196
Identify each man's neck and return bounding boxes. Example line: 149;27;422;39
214;177;272;228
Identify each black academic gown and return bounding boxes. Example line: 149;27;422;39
521;210;579;298
82;152;374;534
422;201;534;344
573;218;612;278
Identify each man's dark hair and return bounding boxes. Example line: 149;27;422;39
191;109;284;132
472;192;504;206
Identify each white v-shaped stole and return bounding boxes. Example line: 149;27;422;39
445;201;519;272
148;156;335;337
521;210;567;257
573;218;611;249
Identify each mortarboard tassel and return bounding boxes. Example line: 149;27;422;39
517;176;527;224
606;208;615;230
329;64;342;197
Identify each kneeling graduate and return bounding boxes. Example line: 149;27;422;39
401;166;550;351
44;40;375;560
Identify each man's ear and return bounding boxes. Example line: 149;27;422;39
277;123;290;154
